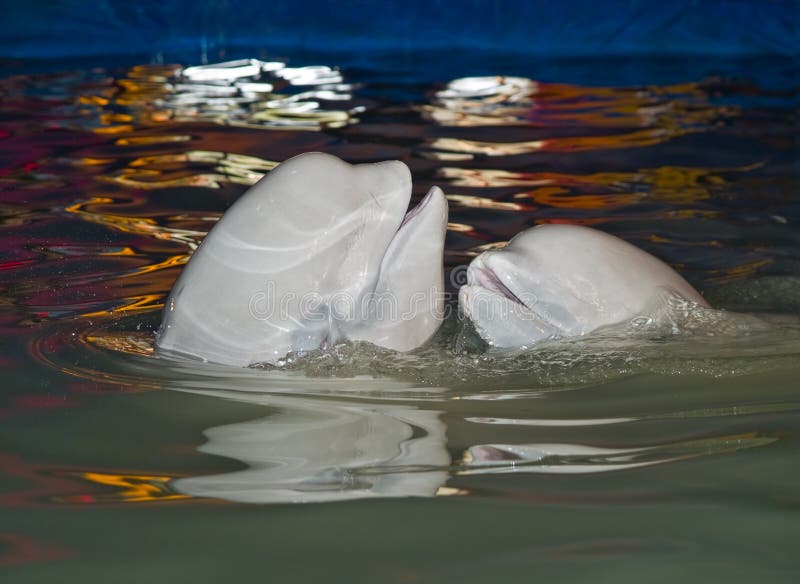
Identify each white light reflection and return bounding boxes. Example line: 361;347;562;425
460;434;776;475
124;59;360;131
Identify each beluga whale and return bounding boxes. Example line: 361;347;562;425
156;152;448;367
459;224;711;349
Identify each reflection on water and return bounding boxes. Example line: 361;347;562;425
172;392;450;503
22;307;800;504
461;433;776;475
422;76;737;154
77;59;359;132
0;54;798;578
55;471;189;504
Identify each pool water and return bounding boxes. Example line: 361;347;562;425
1;51;799;582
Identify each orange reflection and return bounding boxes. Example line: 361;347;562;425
93;124;135;135
67;157;115;166
542;128;675;152
521;187;643;210
101;246;136;256
78;95;109;106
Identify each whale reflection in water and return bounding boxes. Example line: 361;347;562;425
168;384;777;504
171;392;450;504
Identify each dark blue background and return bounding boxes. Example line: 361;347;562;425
1;0;797;59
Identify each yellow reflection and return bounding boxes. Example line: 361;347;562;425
82;293;165;318
102;172;245;189
648;234;722;248
100;112;133;124
104;150;277;189
74;157;115;166
93;124;134;135
78;95;109;106
115;135;192;146
127;255;188;278
65;197;205;249
128;64;182;78
707;259;773;284
669;209;719;220
87;331;155;356
128;150;276;171
443;162;760;206
56;471;191;504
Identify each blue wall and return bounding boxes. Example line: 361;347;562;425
1;0;797;58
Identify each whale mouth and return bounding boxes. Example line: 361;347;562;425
398;186;438;231
468;265;526;306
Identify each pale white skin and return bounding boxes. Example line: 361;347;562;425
155;152;448;366
459;224;710;348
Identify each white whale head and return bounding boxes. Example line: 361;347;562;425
155;152;448;366
458;224;710;348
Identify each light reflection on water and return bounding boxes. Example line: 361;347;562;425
0;54;799;578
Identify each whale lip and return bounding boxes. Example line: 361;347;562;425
398;185;440;231
467;261;526;307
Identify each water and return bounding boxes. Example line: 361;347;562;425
1;51;798;581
